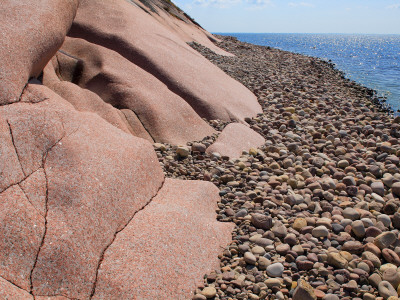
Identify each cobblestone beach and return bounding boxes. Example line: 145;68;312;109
155;36;400;300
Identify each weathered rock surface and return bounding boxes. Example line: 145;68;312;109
0;185;45;291
0;276;33;300
68;0;261;123
43;61;137;137
1;84;164;298
0;0;248;297
138;0;233;56
92;179;234;299
53;37;215;144
0;0;266;298
206;123;265;158
0;82;234;298
0;0;79;105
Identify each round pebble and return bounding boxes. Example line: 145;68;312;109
266;263;284;277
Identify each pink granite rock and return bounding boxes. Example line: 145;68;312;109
0;276;33;300
43;60;135;135
92;178;234;299
1;84;233;298
120;109;155;142
44;58;155;141
1;84;164;298
144;0;233;56
35;297;70;300
57;37;215;144
68;0;261;122
206;123;265;159
0;185;45;291
0;1;241;298
52;81;137;135
5;94;67;177
0;0;78;105
0;115;25;193
19;169;47;217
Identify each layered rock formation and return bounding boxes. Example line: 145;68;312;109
58;0;261;144
0;0;262;298
0;0;79;105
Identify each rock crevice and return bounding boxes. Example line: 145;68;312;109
0;275;28;294
18;172;45;217
121;108;155;143
6;121;25;175
29;169;48;295
29;124;80;295
89;176;166;298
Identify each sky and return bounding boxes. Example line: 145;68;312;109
172;0;400;34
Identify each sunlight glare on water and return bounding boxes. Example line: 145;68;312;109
220;33;400;113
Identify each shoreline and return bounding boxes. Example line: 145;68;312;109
155;35;400;299
215;34;398;115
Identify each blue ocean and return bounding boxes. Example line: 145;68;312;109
219;33;400;114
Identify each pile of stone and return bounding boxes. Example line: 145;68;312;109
2;0;400;298
154;36;400;300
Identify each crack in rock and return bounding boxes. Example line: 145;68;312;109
29;125;80;295
0;274;30;294
28;168;49;294
128;109;155;142
18;82;29;103
33;294;74;300
18;177;44;217
6;120;26;176
89;177;166;299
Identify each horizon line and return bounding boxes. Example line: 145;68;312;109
213;32;400;35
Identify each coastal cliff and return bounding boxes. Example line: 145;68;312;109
2;1;400;300
0;0;262;298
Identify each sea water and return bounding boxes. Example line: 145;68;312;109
219;33;400;114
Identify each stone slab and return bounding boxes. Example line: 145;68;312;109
93;178;234;299
206;123;265;159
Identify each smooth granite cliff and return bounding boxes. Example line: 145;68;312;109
0;0;265;298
